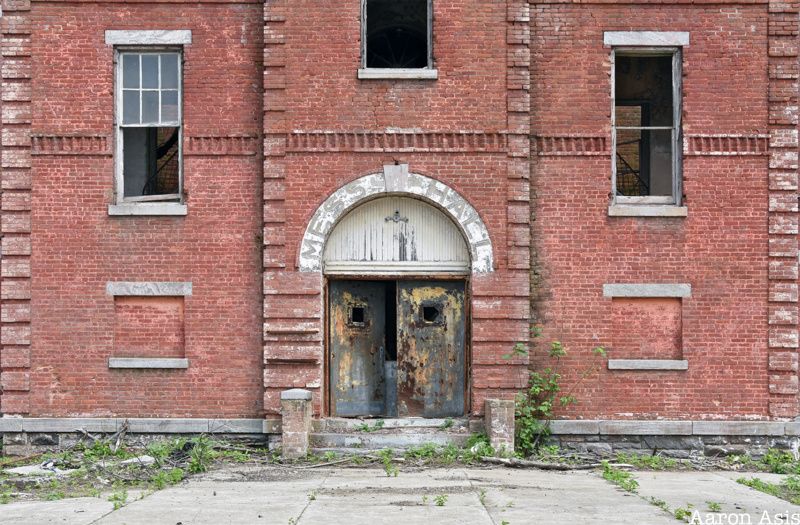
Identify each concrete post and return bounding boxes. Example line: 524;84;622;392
485;399;515;453
280;389;312;459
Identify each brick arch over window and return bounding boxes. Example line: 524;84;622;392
298;164;494;273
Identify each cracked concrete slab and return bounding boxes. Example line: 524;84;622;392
3;466;800;525
466;468;676;524
635;471;800;521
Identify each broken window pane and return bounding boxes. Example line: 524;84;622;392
614;54;676;198
122;127;180;198
366;0;429;68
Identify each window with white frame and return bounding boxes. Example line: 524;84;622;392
612;49;682;205
116;50;182;202
362;0;432;69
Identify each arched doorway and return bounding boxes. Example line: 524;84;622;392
325;196;469;418
298;165;494;418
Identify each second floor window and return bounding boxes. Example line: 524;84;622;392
363;0;432;69
612;50;682;205
117;51;182;202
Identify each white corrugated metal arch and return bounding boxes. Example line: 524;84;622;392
323;196;470;275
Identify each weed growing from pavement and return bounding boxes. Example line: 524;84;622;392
673;503;695;522
355;420;385;433
108;488;128;510
434;494;448;506
378;449;398;477
601;461;638;492
737;475;800;505
706;501;722;512
615;452;678;471
649;497;670;513
506;328;607;456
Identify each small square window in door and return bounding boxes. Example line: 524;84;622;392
421;302;443;325
349;305;366;327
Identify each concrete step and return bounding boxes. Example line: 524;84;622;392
312;417;478;433
309;431;471;451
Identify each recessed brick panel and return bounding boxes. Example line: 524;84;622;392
113;297;185;359
611;298;682;361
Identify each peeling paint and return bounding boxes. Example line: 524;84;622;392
299;165;493;273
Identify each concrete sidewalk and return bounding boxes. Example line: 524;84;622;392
2;466;799;524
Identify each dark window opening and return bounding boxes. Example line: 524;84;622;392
365;0;429;68
614;54;675;198
384;281;397;361
123;127;180;198
350;306;366;325
422;304;442;324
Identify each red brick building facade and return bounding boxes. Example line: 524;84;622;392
0;0;799;442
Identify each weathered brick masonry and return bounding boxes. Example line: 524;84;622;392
0;0;797;430
2;0;265;417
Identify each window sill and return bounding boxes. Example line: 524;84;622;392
357;68;438;80
108;203;187;216
608;359;688;371
108;357;189;369
608;204;687;217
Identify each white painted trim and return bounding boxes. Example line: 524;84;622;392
324;261;469;275
108;358;189;369
106;282;192;296
608;205;688;217
358;68;438;80
105;30;192;46
603;283;691;298
108;203;188;216
608;359;688;371
604;31;690;47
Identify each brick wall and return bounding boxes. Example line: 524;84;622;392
16;1;265;417
531;3;774;419
261;0;531;416
1;0;795;422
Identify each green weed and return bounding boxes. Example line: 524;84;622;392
601;461;638;493
108;489;128;510
355;420;385;433
615;452;677;470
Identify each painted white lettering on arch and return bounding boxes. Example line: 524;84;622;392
298;166;493;273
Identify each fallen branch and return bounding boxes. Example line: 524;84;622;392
480;457;635;471
296;457;356;469
76;428;101;443
111;420;129;454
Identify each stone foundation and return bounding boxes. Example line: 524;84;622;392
1;431;268;456
551;434;800;460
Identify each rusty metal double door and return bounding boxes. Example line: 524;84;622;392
329;280;466;418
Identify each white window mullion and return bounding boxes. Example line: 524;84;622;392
157;54;162;124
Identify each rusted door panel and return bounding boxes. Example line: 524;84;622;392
329;281;386;416
396;280;466;417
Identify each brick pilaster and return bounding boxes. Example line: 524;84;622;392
0;0;33;415
262;0;323;415
767;0;800;418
